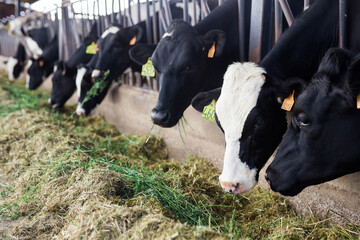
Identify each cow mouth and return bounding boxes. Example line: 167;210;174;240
151;108;181;128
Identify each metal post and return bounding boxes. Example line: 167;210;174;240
81;0;85;40
183;0;190;23
248;0;264;63
274;0;282;43
162;0;173;26
152;0;158;43
261;0;274;58
238;0;246;61
339;0;347;48
118;0;122;25
192;0;197;25
16;0;21;17
145;0;152;43
97;0;102;36
137;0;141;23
200;0;210;18
278;0;294;26
304;0;310;10
158;0;165;36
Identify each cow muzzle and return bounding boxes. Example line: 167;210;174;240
151;108;171;126
91;69;103;79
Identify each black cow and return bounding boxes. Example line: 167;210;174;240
75;1;186;116
50;23;98;108
129;0;304;128
266;48;360;196
191;0;360;194
27;35;59;90
7;43;26;80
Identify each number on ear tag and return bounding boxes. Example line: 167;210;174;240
86;42;99;54
208;43;216;58
130;36;137;45
357;94;360;109
281;90;295;111
202;100;216;123
141;58;155;77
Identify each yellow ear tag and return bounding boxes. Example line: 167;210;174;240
38;60;44;67
141;58;155;77
281;90;295;111
202;100;216;123
357;94;360;109
208;42;216;58
129;36;137;46
5;23;10;30
86;42;98;54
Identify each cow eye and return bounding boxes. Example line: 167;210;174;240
296;113;310;128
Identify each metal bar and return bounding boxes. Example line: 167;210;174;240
261;0;274;59
238;0;246;61
278;0;294;26
118;0;122;25
16;0;21;16
304;0;310;10
274;0;283;43
97;0;102;36
339;0;347;48
152;0;158;43
145;0;152;43
183;0;190;23
137;0;141;23
81;0;85;40
112;0;115;23
70;4;81;49
248;0;264;63
200;0;210;18
218;0;224;5
163;0;173;25
158;0;166;34
192;0;197;25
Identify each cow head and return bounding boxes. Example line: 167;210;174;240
27;57;46;90
7;57;24;80
130;20;226;127
50;61;76;108
92;24;142;81
192;62;306;194
266;48;360;196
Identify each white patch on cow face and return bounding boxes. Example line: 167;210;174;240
216;62;266;194
101;26;120;39
219;140;258;193
25;59;32;89
53;65;58;73
91;69;101;78
76;67;87;98
7;57;18;80
8;19;23;37
76;103;86;116
162;30;174;39
25;36;43;59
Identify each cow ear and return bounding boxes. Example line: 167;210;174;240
203;30;226;58
128;25;143;46
345;53;360;95
129;43;157;65
276;77;307;106
38;58;44;67
191;88;222;112
317;48;355;86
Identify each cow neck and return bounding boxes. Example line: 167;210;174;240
41;36;59;62
260;0;339;82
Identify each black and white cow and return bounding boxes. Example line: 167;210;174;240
191;0;360;194
266;48;360;196
129;0;304;128
50;23;98;108
7;43;26;80
76;2;187;116
27;35;58;90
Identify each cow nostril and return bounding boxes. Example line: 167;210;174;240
151;109;170;124
229;189;232;193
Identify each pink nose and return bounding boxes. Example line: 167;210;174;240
220;181;241;194
76;109;85;116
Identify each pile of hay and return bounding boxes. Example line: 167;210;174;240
0;72;359;239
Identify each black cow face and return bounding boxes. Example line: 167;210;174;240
130;20;226;128
92;25;142;81
27;57;46;90
267;48;360;196
50;61;76;108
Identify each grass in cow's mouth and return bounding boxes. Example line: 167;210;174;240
81;70;110;107
0;70;359;239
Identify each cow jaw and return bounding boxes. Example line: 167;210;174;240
7;57;17;80
219;140;257;194
216;62;266;194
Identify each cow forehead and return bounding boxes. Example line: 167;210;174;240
101;26;120;39
216;62;266;141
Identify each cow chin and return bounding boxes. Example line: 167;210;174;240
151;108;182;128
